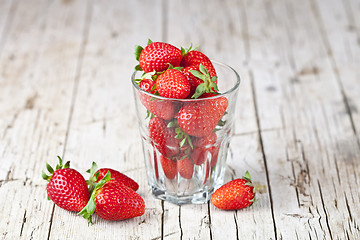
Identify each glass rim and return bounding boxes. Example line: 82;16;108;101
131;60;241;101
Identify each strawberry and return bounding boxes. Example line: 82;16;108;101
180;50;217;77
191;131;217;165
182;65;203;97
86;162;139;192
177;97;228;137
160;155;177;179
177;157;194;179
95;168;139;191
153;147;160;179
80;172;145;222
135;41;182;73
139;78;156;93
42;156;89;212
137;77;177;120
156;69;191;99
149;117;180;158
182;64;218;99
211;171;256;210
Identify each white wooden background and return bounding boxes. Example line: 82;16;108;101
0;0;359;239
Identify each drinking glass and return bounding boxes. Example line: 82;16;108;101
131;61;240;205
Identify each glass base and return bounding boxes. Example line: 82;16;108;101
151;185;215;205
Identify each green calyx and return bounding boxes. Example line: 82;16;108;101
167;121;193;149
41;156;70;182
86;162;100;195
190;64;219;99
79;171;113;224
134;45;143;61
181;43;198;56
243;171;257;205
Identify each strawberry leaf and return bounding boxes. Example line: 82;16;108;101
199;63;209;76
147;39;153;45
192;83;206;99
135;65;142;71
142;71;156;80
189;70;206;81
64;161;70;169
86;162;99;194
167;121;177;128
46;163;54;174
134;45;143;61
244;171;252;182
41;171;50;181
56;156;63;169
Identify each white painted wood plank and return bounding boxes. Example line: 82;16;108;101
164;1;274;239
0;0;89;239
48;0;164;239
245;0;360;238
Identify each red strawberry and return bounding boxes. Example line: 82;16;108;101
80;173;145;223
136;41;182;73
211;171;256;210
160;155;177;179
182;64;218;99
156;69;190;99
153;147;160;179
87;162;139;192
191;131;217;165
181;50;217;77
95;168;139;191
42;156;89;212
177;157;194;179
139;78;156;93
138;78;177;120
182;65;203;97
177;97;228;137
149;117;180;158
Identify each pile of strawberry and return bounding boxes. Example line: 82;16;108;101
42;157;145;224
134;40;229;180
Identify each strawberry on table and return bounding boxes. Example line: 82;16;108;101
42;156;89;212
86;162;139;192
79;172;145;223
177;97;228;137
135;41;182;73
156;69;191;99
211;171;256;210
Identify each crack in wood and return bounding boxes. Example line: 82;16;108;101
317;180;333;240
207;203;213;240
178;205;182;240
19;210;27;237
249;69;277;240
234;212;239;240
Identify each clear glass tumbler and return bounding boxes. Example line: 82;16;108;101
131;61;240;205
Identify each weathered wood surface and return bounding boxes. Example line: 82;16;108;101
0;0;359;239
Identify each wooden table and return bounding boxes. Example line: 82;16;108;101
1;0;359;239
